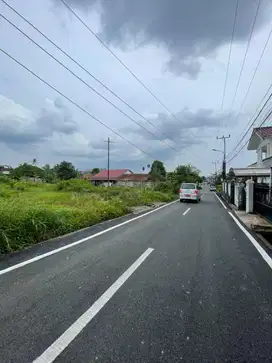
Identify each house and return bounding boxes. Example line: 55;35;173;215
230;127;272;183
247;126;272;168
0;165;12;175
90;169;133;186
116;173;153;187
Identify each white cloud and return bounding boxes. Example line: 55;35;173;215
0;0;271;174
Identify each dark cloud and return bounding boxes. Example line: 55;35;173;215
120;108;231;144
0;97;78;148
61;0;270;77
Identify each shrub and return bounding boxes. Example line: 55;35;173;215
0;182;174;254
56;179;94;193
0;175;12;184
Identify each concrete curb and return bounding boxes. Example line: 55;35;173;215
216;193;272;255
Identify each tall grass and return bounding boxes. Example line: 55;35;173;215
0;179;174;253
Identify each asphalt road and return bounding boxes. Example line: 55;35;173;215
1;190;272;362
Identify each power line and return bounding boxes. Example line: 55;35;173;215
1;0;198;157
234;24;272;116
227;108;272;163
227;23;272;153
220;0;239;111
0;14;184;157
59;0;200;141
228;0;261;116
224;22;272;158
227;83;272;159
0;47;161;162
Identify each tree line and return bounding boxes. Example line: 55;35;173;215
0;159;203;189
149;160;203;193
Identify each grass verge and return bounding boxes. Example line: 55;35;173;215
0;179;175;254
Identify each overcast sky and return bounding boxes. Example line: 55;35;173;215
1;0;272;175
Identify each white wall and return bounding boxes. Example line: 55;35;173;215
257;138;272;166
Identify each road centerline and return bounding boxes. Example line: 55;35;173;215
182;207;191;216
32;247;154;363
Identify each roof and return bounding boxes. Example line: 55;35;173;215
118;173;151;182
91;169;132;180
248;127;272;150
233;167;271;177
255;126;272;139
81;173;92;180
247;162;257;168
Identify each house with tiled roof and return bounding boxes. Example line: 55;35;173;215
116;173;152;187
90;169;133;186
247;126;272;168
231;127;272;183
83;169;153;187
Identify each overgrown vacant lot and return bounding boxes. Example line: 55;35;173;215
0;178;174;254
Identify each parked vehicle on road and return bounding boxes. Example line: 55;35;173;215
210;185;216;192
179;183;202;203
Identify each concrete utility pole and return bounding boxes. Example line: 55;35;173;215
212;161;218;174
104;137;115;187
212;161;218;182
217;134;230;179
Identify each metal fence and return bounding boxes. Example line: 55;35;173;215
254;184;272;221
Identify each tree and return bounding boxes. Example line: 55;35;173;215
54;161;77;180
10;163;44;180
91;168;100;175
42;164;57;183
166;164;202;192
150;160;166;180
32;158;37;166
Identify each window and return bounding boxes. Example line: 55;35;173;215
181;183;196;189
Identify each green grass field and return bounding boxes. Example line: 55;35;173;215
0;178;174;254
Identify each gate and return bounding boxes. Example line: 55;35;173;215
254;184;272;222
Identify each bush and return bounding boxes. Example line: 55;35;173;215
0;182;175;254
216;184;222;193
0;175;12;185
56;179;94;192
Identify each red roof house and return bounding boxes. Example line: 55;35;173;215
117;173;151;182
90;169;133;185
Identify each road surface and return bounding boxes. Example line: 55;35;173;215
1;190;272;362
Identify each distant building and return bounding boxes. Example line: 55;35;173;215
0;165;12;175
89;169;133;186
116;173;152;187
83;169;152;187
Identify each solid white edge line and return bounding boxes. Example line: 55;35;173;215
0;200;178;276
228;212;272;270
214;192;227;209
33;247;154;363
182;207;191;216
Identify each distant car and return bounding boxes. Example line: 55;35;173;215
210;185;216;192
179;183;202;203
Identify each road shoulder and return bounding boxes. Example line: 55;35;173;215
0;200;178;272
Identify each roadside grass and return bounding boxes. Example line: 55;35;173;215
0;179;175;254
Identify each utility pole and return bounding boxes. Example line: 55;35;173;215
212;161;218;183
212;161;218;175
217;134;230;180
104;137;115;187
